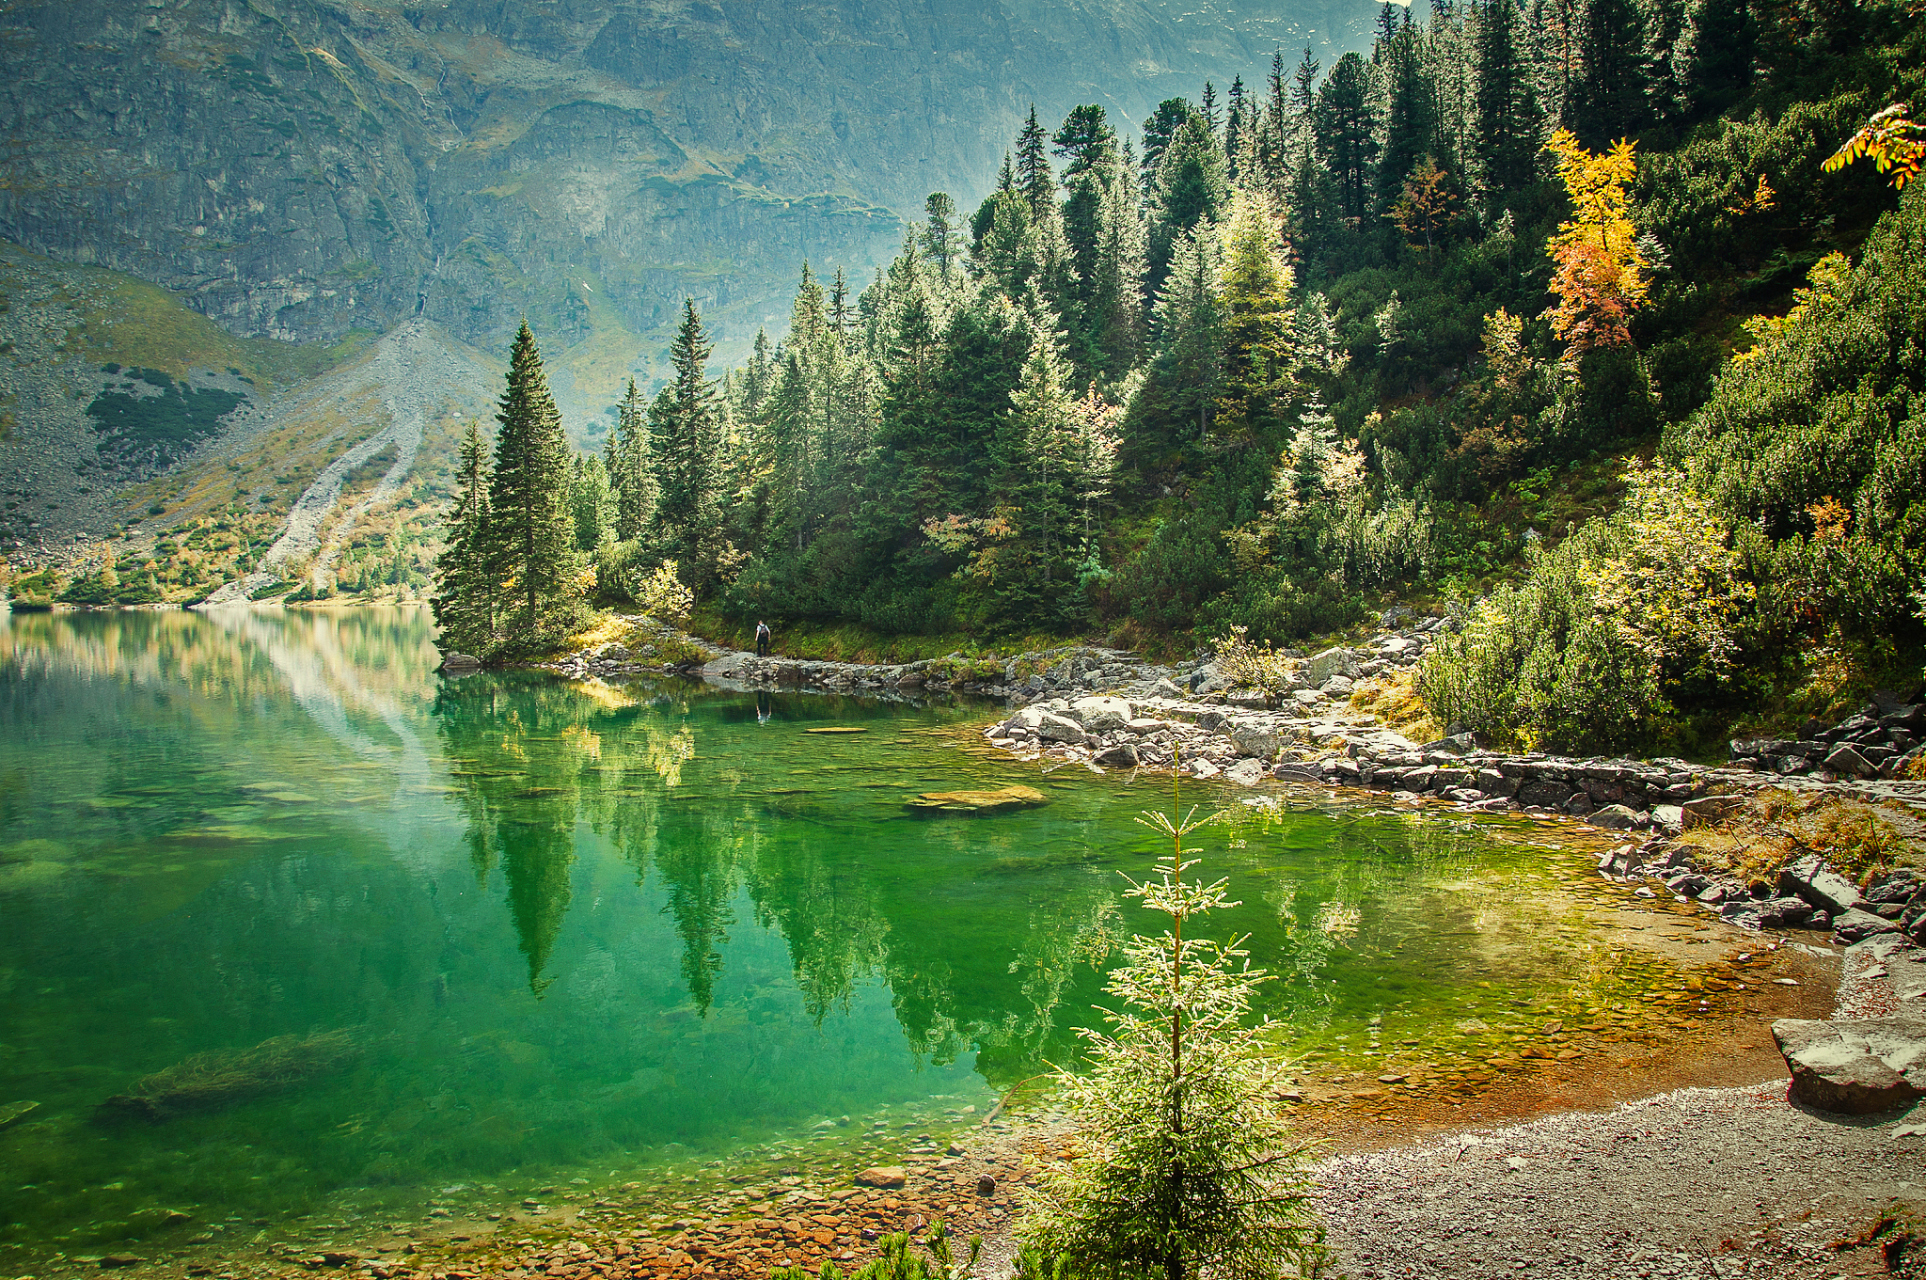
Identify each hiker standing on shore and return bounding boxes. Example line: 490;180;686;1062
755;620;771;657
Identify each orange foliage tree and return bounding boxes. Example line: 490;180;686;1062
1543;128;1649;369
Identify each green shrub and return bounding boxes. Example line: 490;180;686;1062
1421;463;1750;751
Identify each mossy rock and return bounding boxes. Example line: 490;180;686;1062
905;785;1048;815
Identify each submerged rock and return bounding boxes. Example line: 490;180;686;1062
96;1029;360;1123
855;1166;907;1188
0;1099;38;1129
905;786;1048;815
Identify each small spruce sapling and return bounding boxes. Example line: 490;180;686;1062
1019;753;1328;1280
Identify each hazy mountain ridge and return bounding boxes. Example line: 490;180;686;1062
0;0;1373;364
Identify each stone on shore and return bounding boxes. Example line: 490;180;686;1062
1772;1015;1926;1113
1589;803;1644;830
1035;713;1087;744
1831;907;1901;944
1069;696;1133;733
855;1166;908;1188
1093;743;1139;768
1779;855;1863;915
905;786;1048;814
439;652;480;672
1302;647;1359;686
1680;795;1744;829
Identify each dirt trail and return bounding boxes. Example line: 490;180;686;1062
200;320;493;606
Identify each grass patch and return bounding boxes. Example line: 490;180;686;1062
1672;788;1924;886
1348;668;1443;742
687;604;1083;665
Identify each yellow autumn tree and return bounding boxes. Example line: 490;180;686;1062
1824;102;1924;190
1543;128;1649;369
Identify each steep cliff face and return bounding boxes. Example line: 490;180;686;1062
0;0;1371;370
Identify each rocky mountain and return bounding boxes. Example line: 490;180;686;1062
0;0;1373;411
0;0;1375;570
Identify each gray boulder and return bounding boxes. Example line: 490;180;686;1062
1779;855;1863;915
1824;743;1878;778
1589;803;1645;830
1034;713;1087;744
1831;908;1901;944
1300;647;1358;687
1148;677;1186;700
1093;743;1140;768
1069;695;1133;733
1229;723;1290;761
1772;1015;1926;1113
1319;674;1355;697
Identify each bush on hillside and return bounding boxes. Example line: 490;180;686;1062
1421;462;1750;751
1669;182;1926;656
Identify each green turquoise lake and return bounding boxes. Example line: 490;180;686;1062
0;608;1622;1266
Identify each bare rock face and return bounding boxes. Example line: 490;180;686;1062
1772;1016;1926;1113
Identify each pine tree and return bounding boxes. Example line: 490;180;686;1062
1475;0;1543;201
1016;105;1056;219
648;299;724;584
1140;98;1194;194
921;192;963;279
610;377;656;542
1567;0;1649;147
1682;0;1754;117
1316;53;1380;224
1053;104;1118;181
432;420;496;655
487;321;579;643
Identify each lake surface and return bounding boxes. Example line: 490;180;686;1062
0;608;1612;1264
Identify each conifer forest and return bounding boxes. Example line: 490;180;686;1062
435;0;1926;756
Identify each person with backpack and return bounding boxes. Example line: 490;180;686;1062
754;620;771;657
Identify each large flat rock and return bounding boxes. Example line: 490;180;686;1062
1772;1015;1926;1113
905;786;1047;815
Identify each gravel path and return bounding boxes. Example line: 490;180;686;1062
1318;1082;1923;1278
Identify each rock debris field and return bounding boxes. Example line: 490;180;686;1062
1317;1082;1923;1279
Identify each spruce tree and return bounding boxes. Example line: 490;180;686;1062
648;299;724;584
1567;0;1649;147
1148;111;1229;293
1377;26;1441;212
611;377;656;542
1475;0;1544;201
1140;98;1194;194
1054;104;1118;180
432;420;496;655
1316;53;1380;224
487;322;578;644
1016;105;1056;219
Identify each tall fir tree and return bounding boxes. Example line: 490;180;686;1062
1316;52;1380;224
610;377;656;542
1147;111;1229;293
649;299;724;584
432;420;497;655
1682;0;1754;116
1377;25;1442;212
487;322;579;642
1567;0;1650;147
921;192;963;279
1016;105;1056;219
1475;0;1544;201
